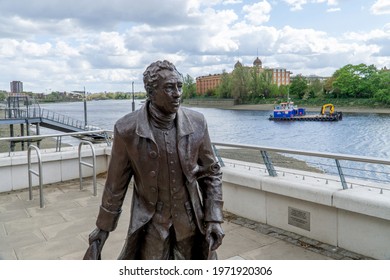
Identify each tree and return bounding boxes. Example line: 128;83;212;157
231;64;250;102
332;64;379;98
182;74;196;99
323;76;337;97
258;69;274;99
215;70;232;98
205;88;217;97
277;85;289;99
373;69;390;104
308;78;323;98
289;75;308;99
248;67;262;101
0;91;6;101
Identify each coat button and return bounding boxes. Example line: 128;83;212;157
149;151;157;159
149;171;156;177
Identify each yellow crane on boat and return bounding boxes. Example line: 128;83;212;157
321;104;335;115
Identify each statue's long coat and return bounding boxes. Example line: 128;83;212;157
95;102;223;259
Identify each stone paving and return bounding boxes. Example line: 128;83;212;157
0;177;371;260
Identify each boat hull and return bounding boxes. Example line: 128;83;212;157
269;112;343;121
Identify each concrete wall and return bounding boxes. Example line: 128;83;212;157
222;164;390;259
182;98;236;107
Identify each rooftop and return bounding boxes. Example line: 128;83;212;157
0;176;370;260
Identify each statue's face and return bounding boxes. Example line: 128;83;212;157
151;69;183;114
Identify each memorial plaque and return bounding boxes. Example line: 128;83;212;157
288;207;310;231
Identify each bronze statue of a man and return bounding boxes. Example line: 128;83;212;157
86;60;224;260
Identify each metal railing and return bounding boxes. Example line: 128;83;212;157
2;132;389;195
40;108;85;129
78;141;97;196
28;145;44;208
3;107;86;130
212;142;390;193
0;130;112;155
1;132;112;206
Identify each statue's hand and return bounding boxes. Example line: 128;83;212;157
205;222;225;251
88;227;109;250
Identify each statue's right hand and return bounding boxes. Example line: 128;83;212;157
88;227;109;249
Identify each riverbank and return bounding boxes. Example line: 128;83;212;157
218;148;322;173
183;99;390;114
223;104;390;114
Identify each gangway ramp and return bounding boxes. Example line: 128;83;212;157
1;107;107;141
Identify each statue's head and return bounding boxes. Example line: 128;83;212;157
143;60;183;114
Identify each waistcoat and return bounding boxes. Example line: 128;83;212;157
150;124;197;241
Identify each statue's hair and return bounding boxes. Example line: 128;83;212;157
143;60;182;97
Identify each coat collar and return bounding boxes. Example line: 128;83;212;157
135;100;194;139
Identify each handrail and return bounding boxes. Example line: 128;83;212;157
28;145;44;208
40;108;85;129
0;129;109;142
212;142;390;166
2;107;85;130
0;130;112;155
212;141;390;191
78;141;97;196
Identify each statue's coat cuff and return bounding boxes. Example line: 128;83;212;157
204;199;224;222
96;206;121;232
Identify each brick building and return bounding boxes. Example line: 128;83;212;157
195;74;222;95
195;57;292;95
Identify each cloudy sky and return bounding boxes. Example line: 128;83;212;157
0;0;389;93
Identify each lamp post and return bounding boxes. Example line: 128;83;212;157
83;87;87;127
73;87;87;128
132;81;135;112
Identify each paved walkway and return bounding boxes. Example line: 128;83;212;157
0;177;370;260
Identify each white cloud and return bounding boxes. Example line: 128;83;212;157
370;0;390;15
243;1;272;25
283;0;307;11
343;25;390;57
19;41;52;57
0;39;19;57
223;0;242;4
283;0;339;11
0;0;194;32
275;26;335;55
323;0;338;6
327;7;341;12
54;41;80;57
0;0;388;92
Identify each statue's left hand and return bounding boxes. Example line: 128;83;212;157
89;227;109;250
205;222;225;251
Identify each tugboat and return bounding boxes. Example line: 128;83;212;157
269;101;342;121
269;100;306;120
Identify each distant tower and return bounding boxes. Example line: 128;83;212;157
253;57;262;68
10;81;23;94
234;60;243;69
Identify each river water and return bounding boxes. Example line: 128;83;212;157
40;99;390;182
40;99;390;158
